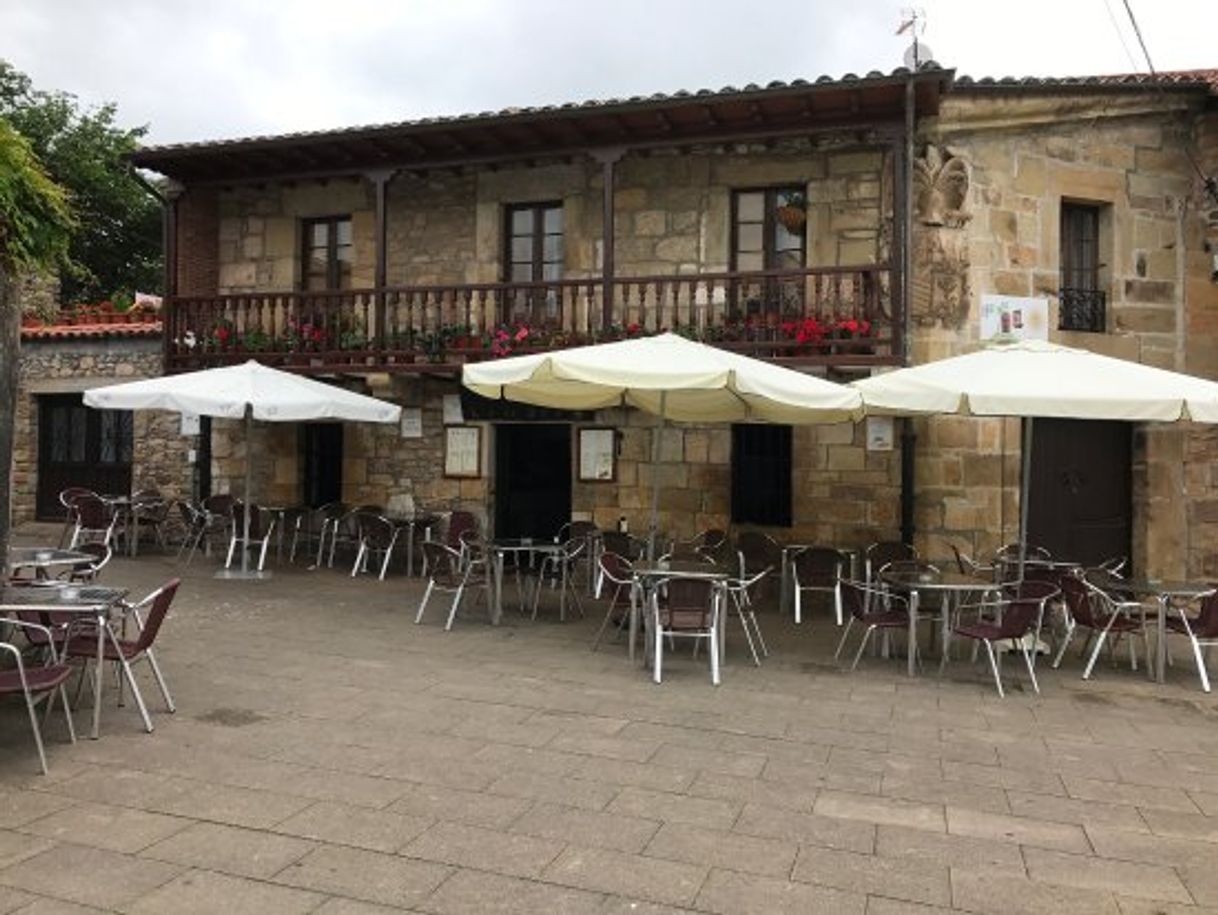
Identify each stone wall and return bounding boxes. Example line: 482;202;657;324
913;89;1218;576
13;338;194;523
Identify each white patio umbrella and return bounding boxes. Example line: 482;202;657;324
851;338;1218;574
84;360;401;579
463;332;864;556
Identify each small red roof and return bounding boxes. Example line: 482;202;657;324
21;320;163;341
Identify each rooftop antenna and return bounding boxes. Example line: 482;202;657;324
898;8;931;70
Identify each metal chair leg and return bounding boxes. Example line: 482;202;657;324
983;640;1004;698
145;650;175;712
1021;644;1040;694
833;618;856;660
851;625;876;671
415;581;435;624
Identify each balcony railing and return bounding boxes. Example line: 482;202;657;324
163;265;898;373
1058;287;1107;333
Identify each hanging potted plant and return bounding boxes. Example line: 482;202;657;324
775;191;807;233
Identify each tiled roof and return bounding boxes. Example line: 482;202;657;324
132;64;949;159
22;321;163;342
955;67;1218;95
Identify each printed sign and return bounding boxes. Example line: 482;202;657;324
980;295;1049;342
399;408;422;439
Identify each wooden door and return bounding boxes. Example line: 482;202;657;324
300;423;343;507
36;393;133;519
1026;418;1131;568
494;424;571;539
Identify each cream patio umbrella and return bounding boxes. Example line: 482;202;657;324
851;338;1218;575
85;360;401;579
463;332;864;557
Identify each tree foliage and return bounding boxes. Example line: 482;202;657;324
0;117;74;272
0;59;159;302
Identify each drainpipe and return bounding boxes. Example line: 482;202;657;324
899;73;918;545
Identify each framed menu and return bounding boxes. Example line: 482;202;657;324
444;425;481;478
578;427;616;482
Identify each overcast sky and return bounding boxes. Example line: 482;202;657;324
2;0;1215;147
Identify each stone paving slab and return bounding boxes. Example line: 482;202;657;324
0;534;1215;914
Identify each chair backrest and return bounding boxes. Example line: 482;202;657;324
230;501;268;539
176;500;201;528
598;551;633;586
699;529;727;551
1005;579;1059;602
133;579;180;653
793;547;843;586
737;531;781;570
357;513;394;548
839;579;871;622
992;596;1044;641
422;540;462;581
1060;574;1101;627
75;542;111;575
74;495;112;530
1192;590;1218;638
204;494;235;518
446;511;478;548
660;576;717;629
866;541;917;576
879;559;940;578
132;488;162;503
602;530;644;560
59;487;96;511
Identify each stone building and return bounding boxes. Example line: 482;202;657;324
13;315;195;524
127;65;1218;577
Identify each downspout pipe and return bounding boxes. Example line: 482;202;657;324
900;72;917;546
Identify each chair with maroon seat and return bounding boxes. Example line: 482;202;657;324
225;502;276;572
647;576;723;685
59;542;111;583
1052;573;1151;679
0;619;77;774
792;547;846;625
1166;590;1218;692
57;487;97;549
415;541;490;630
68;494;118;551
591;551;636;652
63;579;180;734
946;589;1054;697
834;578;915;671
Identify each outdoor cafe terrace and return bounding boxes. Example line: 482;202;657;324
1;519;1217;914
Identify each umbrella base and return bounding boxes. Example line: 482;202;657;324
214;568;273;581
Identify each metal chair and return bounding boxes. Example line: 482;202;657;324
415;541;490;631
225;502;277;571
647;576;723;685
792;547;846;625
1165;590;1218;692
57;487;96;549
351;513;400;580
59;542;111;583
1053;574;1151;679
327;505;381;568
834;579;915;671
63;579;179;734
0;620;77;774
591;552;636;652
68;494;118;550
946;592;1049;697
722;567;770;666
864;541;917;591
532;537;586;621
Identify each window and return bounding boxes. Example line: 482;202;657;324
1059;202;1106;332
301;216;353;291
731;424;792;527
731;187;806;316
504;202;563;324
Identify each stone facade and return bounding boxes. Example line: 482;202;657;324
13;336;194;523
168;77;1218;577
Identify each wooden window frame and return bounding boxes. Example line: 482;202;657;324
300;214;353;291
729;186;807;274
502;201;564;284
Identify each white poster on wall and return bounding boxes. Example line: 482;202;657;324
979;295;1049;342
180;412;200;436
399;408;422;439
442;394;464;425
866;416;894;452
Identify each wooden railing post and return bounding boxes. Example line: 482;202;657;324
366;168;397;352
591;147;626;331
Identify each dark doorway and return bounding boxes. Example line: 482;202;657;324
36;393;133;519
300;423;343;507
1026;418;1131;568
494;424;571;539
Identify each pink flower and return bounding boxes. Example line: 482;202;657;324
514;326;529;342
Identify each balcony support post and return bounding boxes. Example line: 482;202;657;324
162;180;183;371
366;168;397;351
591;147;626;330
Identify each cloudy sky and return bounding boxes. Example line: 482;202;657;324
3;0;1215;146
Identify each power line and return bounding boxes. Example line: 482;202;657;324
1101;0;1141;74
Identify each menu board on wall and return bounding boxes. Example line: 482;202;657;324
444;425;481;478
578;427;616;481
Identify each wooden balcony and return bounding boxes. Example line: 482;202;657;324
163;264;900;374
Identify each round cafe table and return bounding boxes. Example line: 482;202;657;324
879;568;999;677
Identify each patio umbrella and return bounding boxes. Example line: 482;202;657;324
84;360;401;579
463;332;864;557
851;338;1218;575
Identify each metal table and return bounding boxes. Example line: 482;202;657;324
488;540;564;624
386;514;441;576
1088;573;1216;684
0;584;130;739
7;547;94;579
880;569;998;677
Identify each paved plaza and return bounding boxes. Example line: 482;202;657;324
1;528;1216;914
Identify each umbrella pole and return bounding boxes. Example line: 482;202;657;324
647;392;666;562
1018;417;1034;582
242;406;252;576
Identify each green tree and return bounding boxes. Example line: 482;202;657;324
0;59;159;303
0;116;75;570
